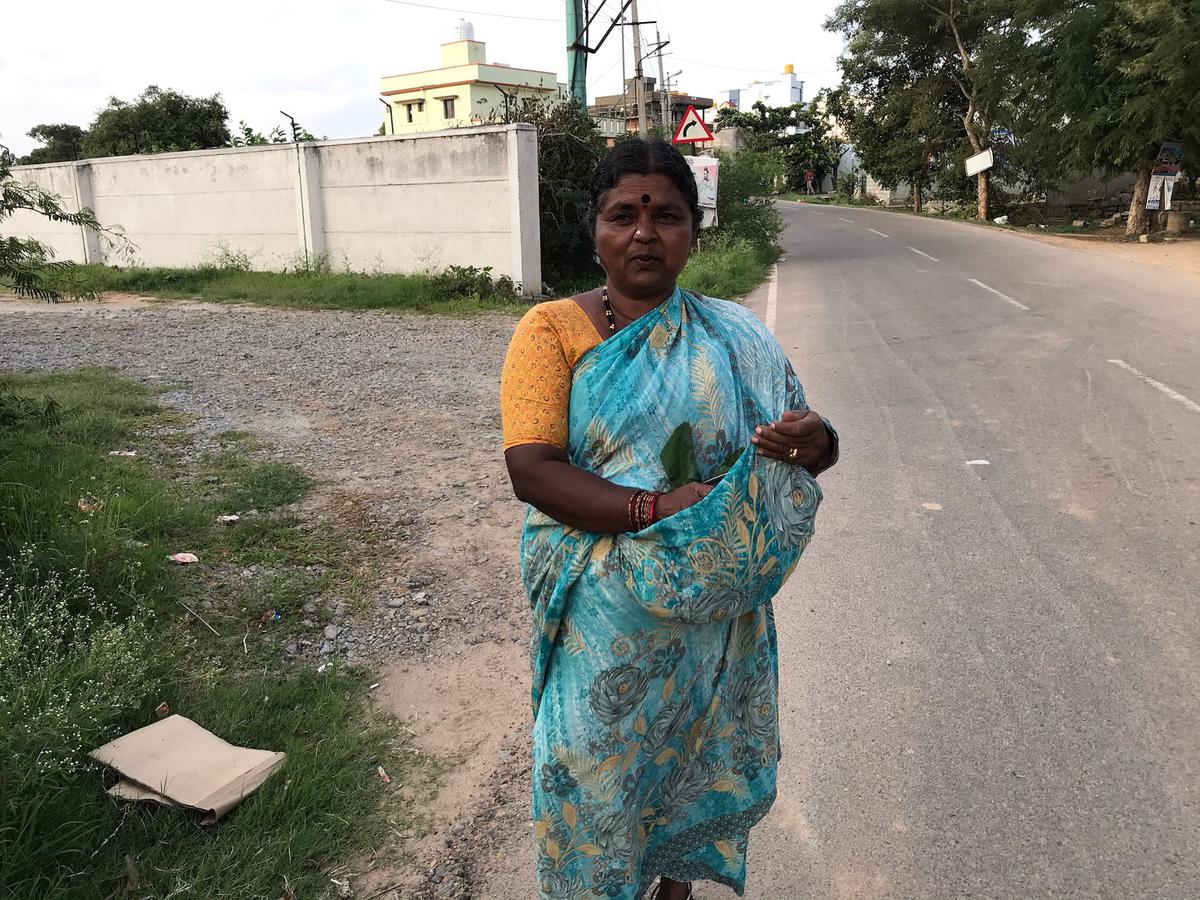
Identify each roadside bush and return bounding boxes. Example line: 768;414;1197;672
680;232;776;299
947;200;980;220
712;149;784;248
836;169;858;202
204;240;254;272
431;264;519;300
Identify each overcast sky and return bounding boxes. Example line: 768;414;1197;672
1;0;846;157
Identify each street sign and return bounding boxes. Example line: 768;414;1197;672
964;147;994;176
672;105;714;144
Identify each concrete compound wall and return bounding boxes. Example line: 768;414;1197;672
7;124;542;293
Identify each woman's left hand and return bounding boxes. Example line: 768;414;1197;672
752;409;831;469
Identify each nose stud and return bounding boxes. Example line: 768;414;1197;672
635;229;642;236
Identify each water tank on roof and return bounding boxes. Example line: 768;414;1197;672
456;19;475;40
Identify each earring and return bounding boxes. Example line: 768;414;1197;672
635;229;642;236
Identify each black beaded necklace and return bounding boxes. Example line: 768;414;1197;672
601;286;617;334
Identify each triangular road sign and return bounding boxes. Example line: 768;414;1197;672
672;105;714;144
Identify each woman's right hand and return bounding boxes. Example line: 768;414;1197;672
654;482;713;521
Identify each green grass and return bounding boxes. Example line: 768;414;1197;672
68;264;531;315
1039;223;1097;235
0;368;421;899
679;234;778;299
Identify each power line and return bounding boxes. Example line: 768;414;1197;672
381;0;559;23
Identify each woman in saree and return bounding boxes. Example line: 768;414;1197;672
500;139;838;900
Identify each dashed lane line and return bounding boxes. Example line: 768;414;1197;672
1107;359;1200;415
967;277;1030;311
868;228;890;238
837;216;855;223
908;246;939;262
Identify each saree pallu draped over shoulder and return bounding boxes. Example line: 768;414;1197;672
521;287;826;899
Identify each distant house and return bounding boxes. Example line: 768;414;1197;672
587;78;713;143
380;22;563;135
717;64;805;112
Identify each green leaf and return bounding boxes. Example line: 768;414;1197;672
660;423;700;490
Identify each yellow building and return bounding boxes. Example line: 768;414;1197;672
381;31;563;135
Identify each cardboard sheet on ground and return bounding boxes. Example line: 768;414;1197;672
90;715;285;823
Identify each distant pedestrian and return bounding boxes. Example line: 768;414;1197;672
500;139;839;900
805;167;815;195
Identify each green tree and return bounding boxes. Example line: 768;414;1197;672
502;97;605;291
227;121;289;147
0;148;126;300
824;74;960;212
714;101;840;191
1012;0;1200;234
19;124;87;165
83;85;230;157
827;0;1019;219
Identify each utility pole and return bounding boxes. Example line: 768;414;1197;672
565;0;587;105
619;12;627;127
630;0;647;137
655;27;668;132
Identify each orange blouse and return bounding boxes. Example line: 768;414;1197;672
500;299;604;450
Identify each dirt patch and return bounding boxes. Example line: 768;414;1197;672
360;642;531;898
1010;230;1200;279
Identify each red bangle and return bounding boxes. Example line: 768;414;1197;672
649;492;659;524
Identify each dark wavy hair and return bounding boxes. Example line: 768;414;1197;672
588;139;701;239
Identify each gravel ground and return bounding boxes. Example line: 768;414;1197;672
1;294;537;897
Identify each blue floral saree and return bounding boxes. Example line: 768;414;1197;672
521;287;827;898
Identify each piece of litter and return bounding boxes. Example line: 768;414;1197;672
260;608;282;624
369;682;380;691
217;514;240;524
317;663;328;673
89;715;285;823
377;765;391;784
168;552;200;565
78;494;104;514
155;702;170;719
108;450;138;457
965;459;990;466
921;502;943;511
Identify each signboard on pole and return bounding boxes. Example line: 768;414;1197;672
1146;140;1184;211
672;105;714;144
964;147;994;176
685;156;719;228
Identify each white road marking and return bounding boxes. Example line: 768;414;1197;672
765;265;779;335
908;246;939;262
967;277;1030;311
837;216;855;224
1107;359;1200;415
868;228;890;238
966;459;990;466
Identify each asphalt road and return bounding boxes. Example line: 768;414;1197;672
733;203;1200;898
